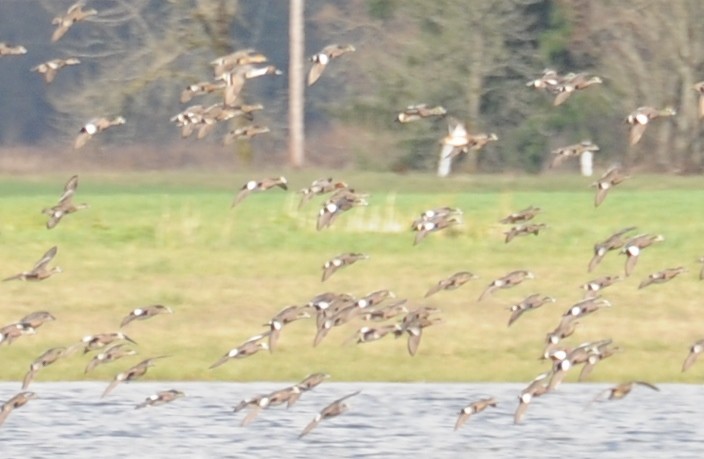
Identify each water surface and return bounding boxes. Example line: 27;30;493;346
1;382;702;458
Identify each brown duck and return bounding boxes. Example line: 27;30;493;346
219;65;282;106
499;206;541;224
211;49;269;78
477;270;534;302
22;347;68;389
360;299;409;322
526;68;563;93
394;307;443;356
307;44;355;86
192;103;243;140
544;317;580;354
550;140;599;168
0;42;27;56
239;386;304;426
42;175;88;229
0;323;35;346
85;343;138;373
299;390;361;438
621;233;665;276
264;305;310;351
3;246;61;282
682;339;704;372
52;2;97;42
82;332;136;353
440;118;498;160
298;178;348;208
578;340;620;381
588;226;637;272
120;305;172;328
552;73;602;106
412;212;462;245
562;296;611;319
321;252;369;282
346;324;398;345
19;311;56;330
210;334;269;369
32;58;80;84
135;389;185;409
224;124;270;144
638;266;686;289
592;165;630;207
514;372;550;424
504;223;547;243
317;188;368;231
507;293;555;327
589;381;659;407
180;81;226;103
454;397;498;430
0;392;37;427
232;176;287;207
626;106;676;145
581;275;622;299
411;207;462;228
102;356;168;398
296;372;330;392
396;104;447;123
75;116;126;149
425;271;478;298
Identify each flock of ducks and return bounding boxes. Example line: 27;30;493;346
1;0;704;439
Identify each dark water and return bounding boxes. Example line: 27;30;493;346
1;382;702;458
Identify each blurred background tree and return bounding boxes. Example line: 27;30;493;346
0;0;702;173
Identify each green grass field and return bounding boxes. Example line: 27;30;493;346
0;170;702;384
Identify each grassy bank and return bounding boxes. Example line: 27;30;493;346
0;171;702;384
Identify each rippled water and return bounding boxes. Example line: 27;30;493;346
1;382;702;458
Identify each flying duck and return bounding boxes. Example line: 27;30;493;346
51;2;97;43
307;44;356;86
3;246;61;282
120;305;173;328
42;175;88;229
299;390;361;438
232;177;287;207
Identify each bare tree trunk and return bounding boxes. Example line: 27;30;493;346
289;0;305;168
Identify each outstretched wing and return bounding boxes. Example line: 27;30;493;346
682;351;700;372
240;406;262;427
634;381;659;391
406;329;422;356
594;186;609;207
553;90;572;106
307;62;327;87
21;369;36;390
32;246;58;273
477;284;496;302
231;188;252;207
101;378;122;398
52;25;70;43
588;252;605;272
507;308;525;327
624;253;639;277
629;123;647;146
59;175;79;201
513;400;530;424
299;416;321;438
331;390;361;406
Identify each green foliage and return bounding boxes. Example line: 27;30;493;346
538;2;572;66
366;0;397;20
